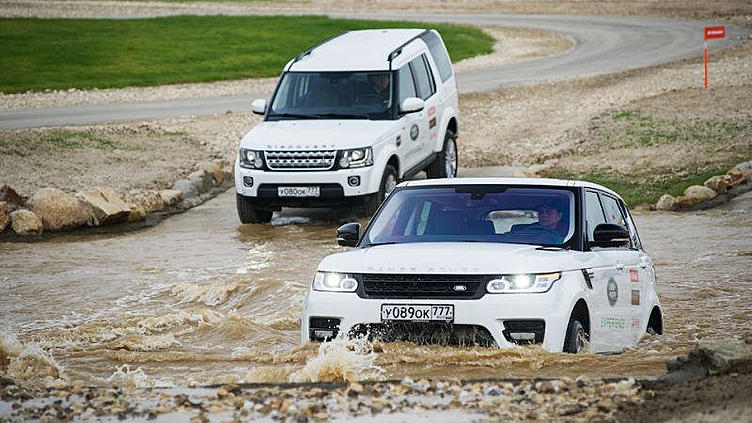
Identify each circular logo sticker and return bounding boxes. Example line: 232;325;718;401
410;124;419;141
607;278;618;306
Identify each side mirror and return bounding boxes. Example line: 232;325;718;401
400;97;424;114
590;223;630;249
337;222;361;247
251;98;267;115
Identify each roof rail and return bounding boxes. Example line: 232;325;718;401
291;31;350;66
387;29;430;70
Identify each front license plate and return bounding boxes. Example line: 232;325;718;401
381;304;454;323
278;186;320;197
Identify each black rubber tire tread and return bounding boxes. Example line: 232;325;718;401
426;130;457;179
362;164;397;217
563;318;587;354
236;193;272;224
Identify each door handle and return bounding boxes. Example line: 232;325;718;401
639;262;649;269
615;263;625;272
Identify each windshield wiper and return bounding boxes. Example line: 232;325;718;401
314;112;371;119
267;112;320;119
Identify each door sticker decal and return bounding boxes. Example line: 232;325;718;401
607;277;618;306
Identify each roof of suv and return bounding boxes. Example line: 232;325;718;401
288;29;427;72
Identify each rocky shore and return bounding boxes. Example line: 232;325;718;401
0;160;232;239
1;341;750;422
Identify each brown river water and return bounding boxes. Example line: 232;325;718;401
1;189;751;389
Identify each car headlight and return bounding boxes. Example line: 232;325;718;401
239;148;264;169
338;147;373;168
486;272;561;294
312;272;358;292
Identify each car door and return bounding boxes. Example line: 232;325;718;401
395;64;421;176
598;192;642;348
583;190;633;352
407;54;439;171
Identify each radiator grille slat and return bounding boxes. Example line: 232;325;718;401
265;150;336;170
360;274;486;299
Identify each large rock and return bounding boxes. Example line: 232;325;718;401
674;195;699;209
683;185;717;202
28;188;95;231
663;341;752;384
172;179;198;199
704;175;729;194
159;189;182;206
203;160;232;185
0;185;25;212
726;167;749;187
655;194;676;211
732;160;752;179
127;204;147;223
77;187;131;225
0;201;9;232
188;169;213;194
9;209;43;236
127;190;164;214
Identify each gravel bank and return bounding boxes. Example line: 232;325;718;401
2;0;751;24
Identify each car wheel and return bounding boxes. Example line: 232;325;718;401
426;130;458;179
362;164;398;217
236;193;272;224
563;318;589;354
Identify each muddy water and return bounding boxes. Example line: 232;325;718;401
1;190;751;388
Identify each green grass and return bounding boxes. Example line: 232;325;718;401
546;167;731;207
606;108;752;147
0;16;493;93
0;130;130;156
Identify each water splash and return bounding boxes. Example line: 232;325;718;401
288;336;385;383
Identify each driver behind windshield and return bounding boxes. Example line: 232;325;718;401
365;73;391;108
533;201;569;238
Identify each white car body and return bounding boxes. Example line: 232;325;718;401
235;29;459;219
301;178;663;353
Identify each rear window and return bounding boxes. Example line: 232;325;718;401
421;31;453;82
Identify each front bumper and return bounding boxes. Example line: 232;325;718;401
301;275;577;352
235;161;378;202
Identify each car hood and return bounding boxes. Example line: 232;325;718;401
240;120;397;150
318;242;592;275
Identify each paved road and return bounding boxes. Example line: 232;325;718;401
0;13;747;129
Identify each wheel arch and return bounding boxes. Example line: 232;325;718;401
435;107;458;151
569;298;591;337
647;305;663;335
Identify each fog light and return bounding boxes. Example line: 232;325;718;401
243;176;254;187
347;176;360;187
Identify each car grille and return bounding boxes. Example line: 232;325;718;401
359;274;486;299
264;150;336;170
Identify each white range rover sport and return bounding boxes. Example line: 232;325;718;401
235;29;459;223
301;178;664;354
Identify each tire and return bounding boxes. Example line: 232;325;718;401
426;130;458;179
563;318;589;354
362;164;398;217
236;193;272;224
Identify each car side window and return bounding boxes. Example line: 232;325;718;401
420;31;453;82
410;54;436;100
600;194;627;226
620;200;643;250
585;191;606;241
397;65;417;104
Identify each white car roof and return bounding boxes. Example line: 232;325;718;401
400;177;624;201
288;29;427;72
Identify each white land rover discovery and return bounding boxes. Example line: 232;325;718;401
302;178;664;354
235;29;459;223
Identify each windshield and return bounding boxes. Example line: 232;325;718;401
363;186;577;247
268;71;393;120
